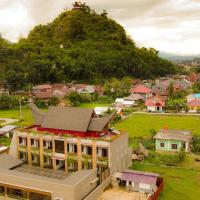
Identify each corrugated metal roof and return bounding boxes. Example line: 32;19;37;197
121;170;159;185
0;125;17;134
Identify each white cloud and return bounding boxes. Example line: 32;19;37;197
0;0;199;55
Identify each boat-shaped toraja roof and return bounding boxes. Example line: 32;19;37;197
30;104;114;133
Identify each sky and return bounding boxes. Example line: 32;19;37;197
0;0;200;55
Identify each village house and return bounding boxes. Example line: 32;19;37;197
187;99;200;112
114;96;141;108
0;125;17;138
154;129;192;152
77;85;95;94
32;84;53;100
52;83;75;98
145;96;165;112
186;93;200;103
1;104;132;200
186;72;199;83
131;85;152;100
112;170;163;196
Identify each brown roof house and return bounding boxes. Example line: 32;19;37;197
5;104;132;200
131;85;152;100
154;129;192;152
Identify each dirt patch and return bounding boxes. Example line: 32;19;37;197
98;188;148;200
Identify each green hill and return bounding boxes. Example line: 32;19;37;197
0;3;177;91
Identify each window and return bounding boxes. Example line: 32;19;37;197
0;186;5;194
172;144;178;150
160;143;164;147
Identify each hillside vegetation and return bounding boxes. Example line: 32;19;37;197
0;4;177;91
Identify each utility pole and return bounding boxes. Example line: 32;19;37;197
19;98;22;119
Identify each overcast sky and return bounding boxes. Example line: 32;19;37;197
0;0;200;55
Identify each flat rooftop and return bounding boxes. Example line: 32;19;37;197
0;154;95;186
14;165;69;180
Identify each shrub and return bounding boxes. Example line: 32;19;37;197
147;151;185;166
34;98;47;108
0;94;19;110
48;96;60;106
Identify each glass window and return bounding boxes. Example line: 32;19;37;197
160;143;164;147
172;144;178;150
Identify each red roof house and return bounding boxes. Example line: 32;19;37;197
131;85;152;99
145;96;165;112
187;99;200;112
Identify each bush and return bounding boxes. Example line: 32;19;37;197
34;98;47;108
141;139;155;150
123;108;133;116
0;94;19;110
192;136;200;153
147;151;185;166
49;96;60;106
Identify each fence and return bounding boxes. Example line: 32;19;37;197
148;177;164;200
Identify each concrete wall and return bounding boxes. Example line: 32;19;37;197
9;132;18;158
109;132;132;174
147;106;163;112
73;170;98;200
83;177;111;200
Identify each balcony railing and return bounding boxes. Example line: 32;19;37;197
19;145;27;151
82;153;92;161
97;156;109;165
43;148;53;155
30;146;40;154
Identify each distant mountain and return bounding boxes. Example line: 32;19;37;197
159;52;198;62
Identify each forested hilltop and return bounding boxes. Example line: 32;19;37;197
0;3;177;91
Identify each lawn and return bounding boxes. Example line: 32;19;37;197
0;106;34;127
79;103;111;108
132;162;200;200
115;113;200;138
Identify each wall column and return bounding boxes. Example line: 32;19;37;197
27;134;32;166
64;140;68;173
52;139;56;170
39;137;44;168
92;140;97;169
77;139;82;171
16;133;20;159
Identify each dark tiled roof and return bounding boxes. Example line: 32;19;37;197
30;104;46;125
33;91;53;99
42;106;94;132
30;104;114;132
88;113;114;132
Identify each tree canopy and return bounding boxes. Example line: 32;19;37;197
0;4;178;91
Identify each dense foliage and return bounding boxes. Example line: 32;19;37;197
0;4;177;91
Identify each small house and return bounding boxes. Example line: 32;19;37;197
124;94;144;106
113;170;162;195
0;125;17;138
32;84;52;93
154;129;192;152
77;85;95;94
187;99;200;112
145;96;165;112
186;93;200;103
131;85;152;100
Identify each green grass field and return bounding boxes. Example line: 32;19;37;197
79;103;111;108
133;162;200;200
1;108;200;198
115;113;200;138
